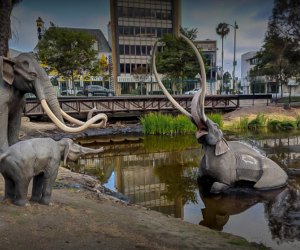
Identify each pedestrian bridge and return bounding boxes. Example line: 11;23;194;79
24;94;272;119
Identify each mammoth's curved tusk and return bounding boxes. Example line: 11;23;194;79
152;33;208;122
179;34;207;122
60;108;107;128
152;41;192;119
87;107;98;120
41;99;107;132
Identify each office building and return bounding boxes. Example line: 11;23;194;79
109;0;181;95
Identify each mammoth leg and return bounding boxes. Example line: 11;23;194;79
0;105;9;150
40;168;58;205
8;97;25;146
3;174;15;201
30;173;44;202
14;178;30;206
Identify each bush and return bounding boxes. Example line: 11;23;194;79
267;119;295;132
248;113;267;130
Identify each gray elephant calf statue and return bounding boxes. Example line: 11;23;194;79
152;34;288;194
0;138;103;206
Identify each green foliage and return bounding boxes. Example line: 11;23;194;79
253;0;300;87
215;23;230;38
140;113;195;135
37;27;98;81
207;113;223;128
267;119;295;132
248;113;267;130
239;116;250;130
155;27;206;94
296;115;300;128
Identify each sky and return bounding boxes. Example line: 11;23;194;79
10;0;274;78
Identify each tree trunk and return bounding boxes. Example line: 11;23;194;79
0;0;13;57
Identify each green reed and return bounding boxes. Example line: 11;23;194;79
140;113;196;135
207;113;223;128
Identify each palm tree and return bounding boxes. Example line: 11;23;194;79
0;0;22;56
216;23;230;93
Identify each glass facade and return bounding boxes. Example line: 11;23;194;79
111;0;180;94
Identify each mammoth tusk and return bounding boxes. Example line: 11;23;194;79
179;34;207;122
87;107;98;120
152;33;208;122
152;41;192;119
41;99;107;133
60;108;107;128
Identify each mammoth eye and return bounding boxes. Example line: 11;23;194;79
29;72;37;77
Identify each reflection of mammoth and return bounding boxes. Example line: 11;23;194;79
0;138;103;206
0;53;107;150
198;183;285;231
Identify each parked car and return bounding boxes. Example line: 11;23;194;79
60;89;84;96
184;88;201;95
83;85;115;97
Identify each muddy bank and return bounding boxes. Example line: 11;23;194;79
0;117;266;250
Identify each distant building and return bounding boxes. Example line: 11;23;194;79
194;39;218;94
241;51;257;94
108;0;181;95
241;51;300;95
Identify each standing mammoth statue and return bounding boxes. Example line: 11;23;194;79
0;137;103;206
0;53;107;151
152;34;288;194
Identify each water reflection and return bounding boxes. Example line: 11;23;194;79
74;133;300;249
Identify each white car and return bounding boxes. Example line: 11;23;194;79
184;88;201;95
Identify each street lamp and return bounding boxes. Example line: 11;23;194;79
36;17;44;40
226;21;238;93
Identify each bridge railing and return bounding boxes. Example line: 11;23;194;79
24;94;272;118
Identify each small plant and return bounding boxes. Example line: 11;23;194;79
248;113;267;130
267;119;295;132
239;116;249;130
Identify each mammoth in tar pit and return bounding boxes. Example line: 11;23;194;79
152;34;288;194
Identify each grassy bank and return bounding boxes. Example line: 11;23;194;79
141;111;300;135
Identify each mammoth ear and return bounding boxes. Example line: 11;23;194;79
215;139;230;156
13;59;37;81
1;57;15;85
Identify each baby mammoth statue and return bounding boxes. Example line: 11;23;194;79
0;137;103;206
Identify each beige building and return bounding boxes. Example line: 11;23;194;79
194;39;218;94
109;0;181;95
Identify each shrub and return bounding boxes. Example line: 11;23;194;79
267;119;295;132
248;113;267;130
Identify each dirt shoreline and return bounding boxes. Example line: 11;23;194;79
1;106;292;250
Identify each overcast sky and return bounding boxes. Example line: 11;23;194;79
10;0;274;78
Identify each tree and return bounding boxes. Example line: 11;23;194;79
37;27;99;91
0;0;22;56
216;23;230;93
156;27;205;94
253;0;300;97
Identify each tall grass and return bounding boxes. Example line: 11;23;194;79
248;113;268;130
267;119;295;132
140;113;195;135
207;113;223;128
